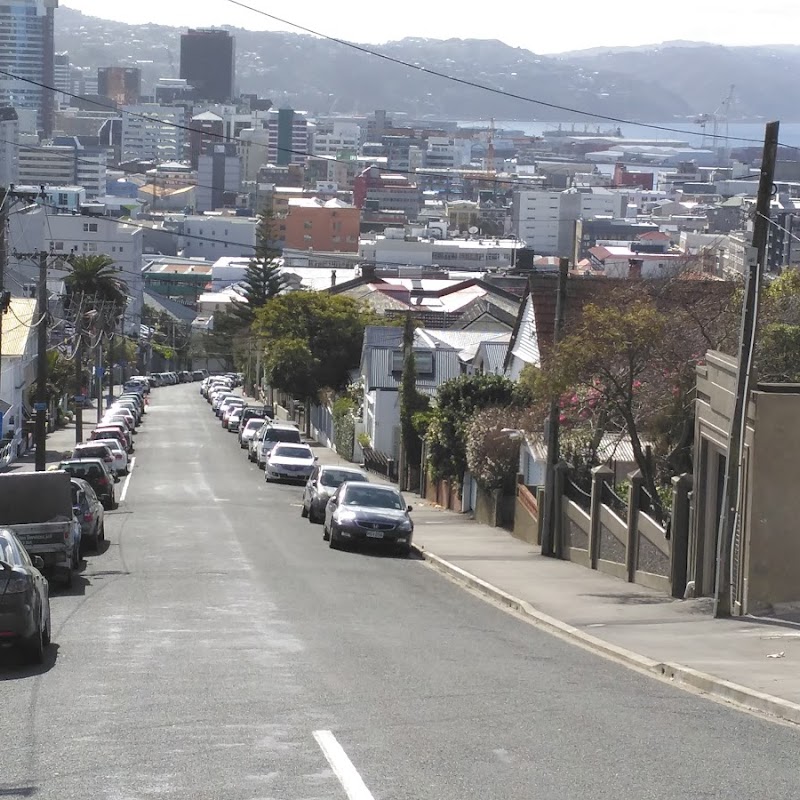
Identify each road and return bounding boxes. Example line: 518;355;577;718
2;383;800;799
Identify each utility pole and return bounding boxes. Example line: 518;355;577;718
714;120;780;618
0;187;8;410
95;340;103;424
74;316;84;442
34;251;49;472
540;258;569;557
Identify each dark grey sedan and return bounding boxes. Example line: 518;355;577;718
302;465;369;524
323;483;414;556
0;528;51;664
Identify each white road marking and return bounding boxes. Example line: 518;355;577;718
119;456;136;502
313;730;375;800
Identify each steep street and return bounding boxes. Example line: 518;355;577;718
2;383;800;800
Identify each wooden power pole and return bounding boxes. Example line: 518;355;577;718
714;121;780;617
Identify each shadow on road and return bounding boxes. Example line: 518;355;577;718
0;643;59;680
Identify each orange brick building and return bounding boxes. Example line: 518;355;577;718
284;198;360;252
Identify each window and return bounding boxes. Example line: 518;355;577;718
87;243;97;252
415;351;434;375
119;246;123;252
82;222;98;232
391;350;404;372
58;193;68;205
53;241;64;251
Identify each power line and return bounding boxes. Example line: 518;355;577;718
223;0;782;148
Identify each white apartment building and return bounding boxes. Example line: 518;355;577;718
18;145;74;186
312;121;361;157
237;126;270;182
359;232;520;271
45;213;144;331
176;214;257;258
266;109;309;166
0;107;19;186
17;143;106;198
424;137;472;169
513;187;626;256
196;143;241;214
121;104;185;162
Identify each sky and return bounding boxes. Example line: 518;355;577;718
61;0;799;54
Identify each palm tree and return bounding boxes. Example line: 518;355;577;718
65;255;128;441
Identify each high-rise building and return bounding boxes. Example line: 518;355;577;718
266;108;308;166
196;142;240;213
0;107;20;186
121;104;186;162
98;67;141;106
0;0;58;136
53;52;70;108
179;29;235;104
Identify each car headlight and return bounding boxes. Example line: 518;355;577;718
336;509;357;523
397;519;413;532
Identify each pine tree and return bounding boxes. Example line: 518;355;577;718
230;207;285;328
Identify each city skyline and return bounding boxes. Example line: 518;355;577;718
61;0;800;54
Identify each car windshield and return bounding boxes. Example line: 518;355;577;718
245;419;265;431
321;470;367;488
272;446;312;459
265;428;301;443
342;485;405;510
61;462;103;479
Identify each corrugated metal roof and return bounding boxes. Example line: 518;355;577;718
524;433;645;465
366;344;463;392
480;341;510;374
363;325;403;349
1;298;36;357
419;329;498;351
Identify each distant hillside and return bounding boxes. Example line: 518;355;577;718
559;43;800;120
54;8;799;121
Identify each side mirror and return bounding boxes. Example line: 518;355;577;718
407;505;414;513
314;456;319;462
32;555;45;570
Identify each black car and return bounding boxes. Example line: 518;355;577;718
302;465;370;524
323;483;414;556
58;458;117;510
0;527;51;663
71;477;105;552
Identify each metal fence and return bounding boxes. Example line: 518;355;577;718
362;447;398;481
601;481;628;518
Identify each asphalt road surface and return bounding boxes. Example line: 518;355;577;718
2;383;800;800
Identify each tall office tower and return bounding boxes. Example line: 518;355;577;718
0;0;58;136
179;29;235;103
98;67;142;106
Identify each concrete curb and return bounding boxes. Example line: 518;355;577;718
413;544;800;726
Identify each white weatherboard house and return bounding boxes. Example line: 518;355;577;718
360;325;511;458
0;298;37;467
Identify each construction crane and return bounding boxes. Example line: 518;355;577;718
486;117;496;174
694;85;735;163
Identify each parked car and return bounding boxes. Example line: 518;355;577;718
102;410;136;433
92;437;129;475
71;443;117;476
94;423;132;453
89;426;130;454
256;423;302;469
302;465;370;524
70;477;105;552
240;406;273;427
222;400;245;428
227;407;243;432
239;417;266;449
0;527;51;663
264;443;317;483
323;483;414;556
57;458;117;510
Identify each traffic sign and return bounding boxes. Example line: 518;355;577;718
33;402;47;412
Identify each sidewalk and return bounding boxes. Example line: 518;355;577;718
2;389;125;474
311;440;800;724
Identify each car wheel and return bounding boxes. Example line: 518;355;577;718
300;503;308;518
98;522;105;543
42;612;51;647
25;622;44;665
322;521;330;541
328;525;340;549
111;494;118;510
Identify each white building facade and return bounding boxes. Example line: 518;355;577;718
0;107;19;186
312;121;361;157
177;215;257;258
121;104;185;162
